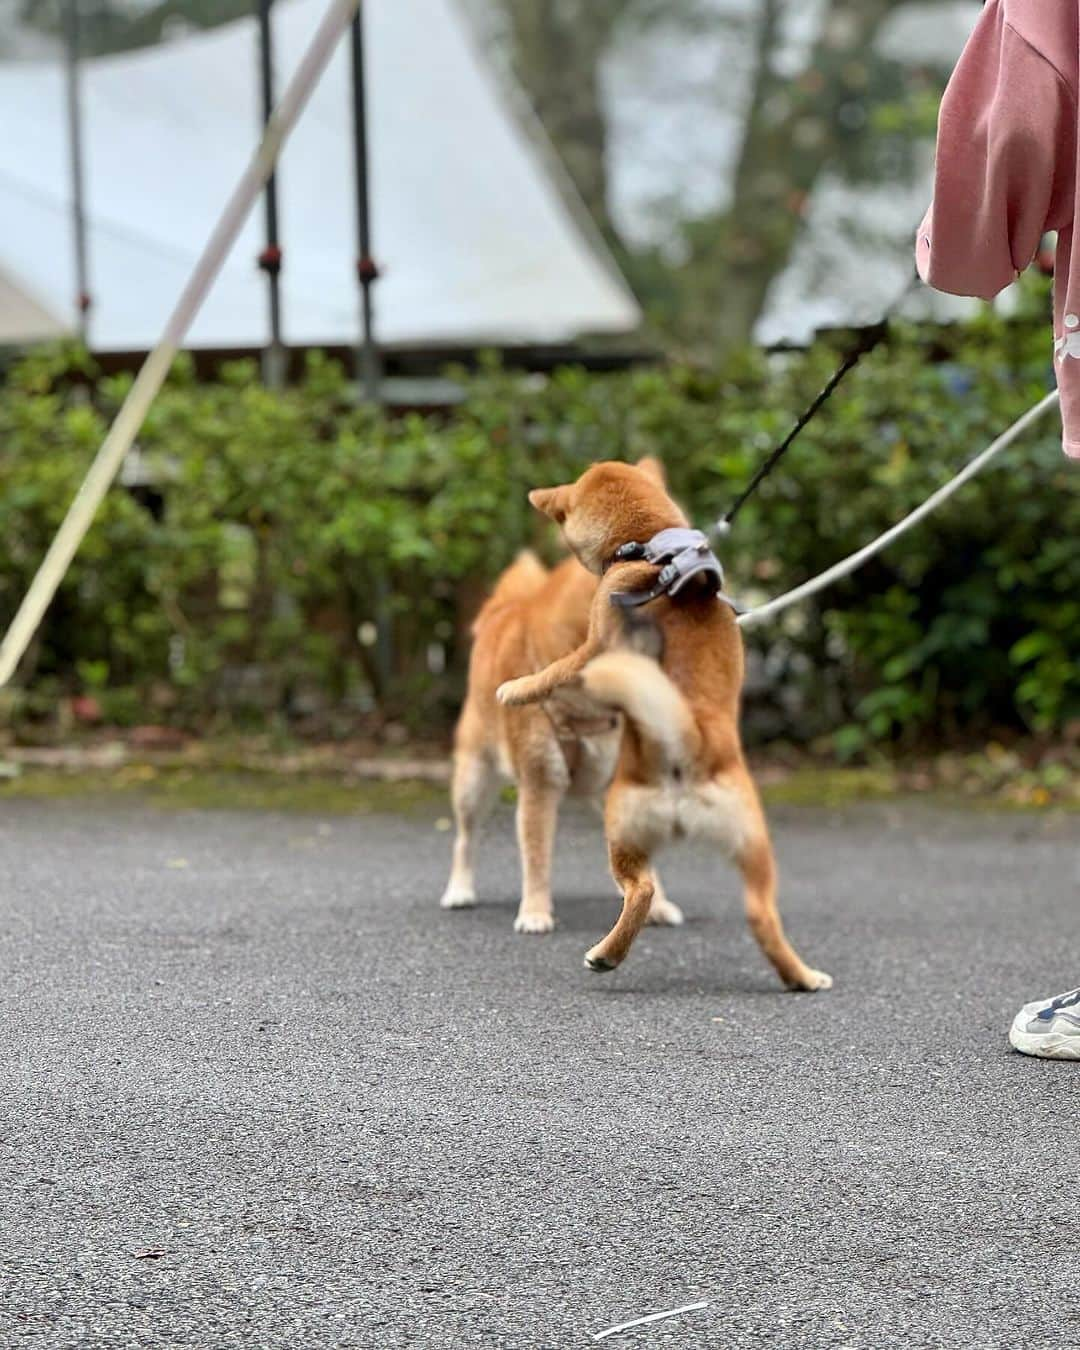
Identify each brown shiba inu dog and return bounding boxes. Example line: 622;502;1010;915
440;462;683;935
495;460;831;991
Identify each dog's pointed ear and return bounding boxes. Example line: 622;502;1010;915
529;485;571;523
636;456;666;487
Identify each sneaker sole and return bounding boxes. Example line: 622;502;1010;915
1008;1020;1080;1060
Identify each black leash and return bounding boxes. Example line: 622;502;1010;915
714;269;922;534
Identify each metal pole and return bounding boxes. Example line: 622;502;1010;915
349;4;381;401
63;0;91;343
348;6;392;697
257;0;286;388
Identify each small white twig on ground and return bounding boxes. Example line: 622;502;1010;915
592;1300;710;1341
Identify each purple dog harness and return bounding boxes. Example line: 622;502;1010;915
608;528;743;613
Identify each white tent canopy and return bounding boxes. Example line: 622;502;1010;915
0;264;67;343
0;0;641;352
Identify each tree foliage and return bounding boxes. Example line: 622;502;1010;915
3;294;1077;749
471;0;958;350
18;0;252;55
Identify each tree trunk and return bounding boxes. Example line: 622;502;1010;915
501;0;623;239
712;0;900;351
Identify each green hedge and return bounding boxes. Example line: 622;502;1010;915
1;300;1077;749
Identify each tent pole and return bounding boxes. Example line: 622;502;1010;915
349;4;381;402
257;0;286;389
348;5;392;699
63;0;91;344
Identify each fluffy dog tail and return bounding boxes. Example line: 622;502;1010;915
581;651;699;768
473;551;548;634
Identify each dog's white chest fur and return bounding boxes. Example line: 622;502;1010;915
612;779;748;855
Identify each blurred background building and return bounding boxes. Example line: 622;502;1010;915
0;0;639;359
0;0;982;366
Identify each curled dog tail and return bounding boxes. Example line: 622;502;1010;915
473;551;548;634
581;651;699;769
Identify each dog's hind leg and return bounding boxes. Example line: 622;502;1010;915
513;779;563;933
585;842;656;972
727;770;832;992
646;869;684;927
440;748;498;910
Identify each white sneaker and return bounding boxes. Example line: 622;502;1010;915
1009;987;1080;1060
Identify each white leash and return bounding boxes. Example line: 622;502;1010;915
0;0;361;691
736;389;1061;629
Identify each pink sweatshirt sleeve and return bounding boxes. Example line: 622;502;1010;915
917;8;1072;299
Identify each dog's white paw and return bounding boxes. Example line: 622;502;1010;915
646;897;684;927
440;887;476;910
514;910;555;934
584;945;616;972
790;968;833;992
496;678;532;706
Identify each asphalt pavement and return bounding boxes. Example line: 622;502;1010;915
2;793;1079;1348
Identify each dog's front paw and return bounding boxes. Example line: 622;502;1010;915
514;909;555;934
788;968;833;992
584;944;618;972
496;678;534;706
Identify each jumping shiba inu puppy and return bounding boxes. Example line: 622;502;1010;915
440;480;683;933
496;459;831;991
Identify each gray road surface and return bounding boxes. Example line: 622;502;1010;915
2;795;1079;1348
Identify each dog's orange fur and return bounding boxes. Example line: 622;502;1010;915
440;524;683;933
496;460;831;991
